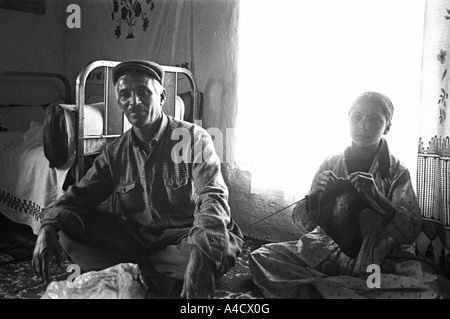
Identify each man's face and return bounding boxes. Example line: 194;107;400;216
115;71;166;129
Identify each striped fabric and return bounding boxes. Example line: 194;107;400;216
42;114;233;270
416;0;450;277
417;137;450;276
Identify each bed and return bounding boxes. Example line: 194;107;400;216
0;71;71;234
0;60;200;234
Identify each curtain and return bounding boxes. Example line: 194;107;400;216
416;0;450;277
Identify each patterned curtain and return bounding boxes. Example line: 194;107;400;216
417;0;450;278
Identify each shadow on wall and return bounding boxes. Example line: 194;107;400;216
221;163;302;243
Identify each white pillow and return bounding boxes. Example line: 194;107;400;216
58;102;105;164
83;102;104;136
59;102;104;136
175;95;185;121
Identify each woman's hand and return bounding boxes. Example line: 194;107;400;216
181;245;215;299
348;171;381;200
32;225;64;283
349;171;397;224
313;170;340;193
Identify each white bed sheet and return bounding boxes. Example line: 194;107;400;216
0;124;74;234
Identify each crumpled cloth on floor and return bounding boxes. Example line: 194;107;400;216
41;263;148;299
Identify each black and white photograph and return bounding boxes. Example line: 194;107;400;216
0;0;449;307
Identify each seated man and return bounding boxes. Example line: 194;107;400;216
32;60;243;299
249;92;450;299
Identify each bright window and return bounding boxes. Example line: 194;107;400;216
236;0;425;199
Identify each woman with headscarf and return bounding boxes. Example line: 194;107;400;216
249;92;450;299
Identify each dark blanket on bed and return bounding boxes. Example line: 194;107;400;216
43;103;68;168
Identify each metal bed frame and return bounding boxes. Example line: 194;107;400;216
0;70;71;103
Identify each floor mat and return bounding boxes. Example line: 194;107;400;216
0;216;36;266
0;213;266;299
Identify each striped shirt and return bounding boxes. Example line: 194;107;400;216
42;114;232;270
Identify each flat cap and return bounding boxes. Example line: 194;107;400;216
112;60;164;85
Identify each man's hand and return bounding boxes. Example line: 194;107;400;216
32;225;64;283
181;245;215;299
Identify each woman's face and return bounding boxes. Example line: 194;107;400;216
349;99;388;147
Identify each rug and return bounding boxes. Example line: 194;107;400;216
0;213;265;299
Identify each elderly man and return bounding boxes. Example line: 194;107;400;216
32;60;243;299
